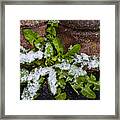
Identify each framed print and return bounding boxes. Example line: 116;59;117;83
0;0;119;119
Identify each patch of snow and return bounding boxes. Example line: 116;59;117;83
88;60;99;69
48;68;57;95
55;62;71;70
21;67;57;100
20;50;43;64
68;65;87;78
20;69;29;82
74;53;99;69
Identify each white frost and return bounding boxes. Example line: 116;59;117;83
48;68;57;95
21;67;57;100
81;53;89;61
21;79;40;100
20;46;29;53
20;69;29;82
88;60;99;69
55;62;71;70
20;50;43;63
74;53;99;69
68;65;87;78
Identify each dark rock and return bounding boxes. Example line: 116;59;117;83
57;20;100;56
59;20;100;31
20;20;47;27
32;25;47;37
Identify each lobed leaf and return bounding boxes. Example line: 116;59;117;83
47;26;56;37
65;44;81;57
44;42;54;58
55;92;66;100
57;79;66;89
90;74;96;81
93;82;100;91
52;37;64;54
81;83;96;99
23;29;44;48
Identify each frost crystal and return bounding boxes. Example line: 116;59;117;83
88;60;99;69
21;79;40;100
20;69;29;82
48;68;57;95
74;53;99;69
69;65;87;78
55;62;71;70
81;53;89;61
20;50;43;63
74;54;82;63
44;42;54;58
20;46;29;53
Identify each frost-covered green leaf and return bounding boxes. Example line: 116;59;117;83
44;42;54;58
66;57;74;63
48;20;59;27
68;65;87;78
81;83;96;99
88;59;99;69
73;53;99;70
21;68;41;100
65;44;81;57
20;69;29;83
